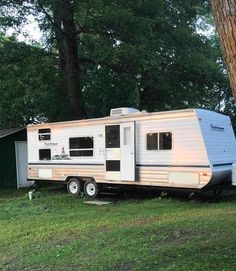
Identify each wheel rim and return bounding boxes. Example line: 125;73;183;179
69;181;78;194
86;183;96;196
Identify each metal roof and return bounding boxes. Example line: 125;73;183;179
27;109;197;129
0;128;25;139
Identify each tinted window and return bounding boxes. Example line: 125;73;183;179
39;134;51;141
38;129;51;134
69;137;93;149
39;149;51;160
106;160;120;171
69;137;94;157
106;125;120;148
70;150;93;157
38;128;51;141
159;132;172;150
147;133;158;150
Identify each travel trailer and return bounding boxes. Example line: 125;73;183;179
27;108;236;198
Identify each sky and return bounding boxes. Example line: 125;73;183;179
6;15;42;43
6;14;215;45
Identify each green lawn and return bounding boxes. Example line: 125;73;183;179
0;187;236;271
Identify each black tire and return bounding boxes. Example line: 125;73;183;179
84;180;98;199
67;178;81;196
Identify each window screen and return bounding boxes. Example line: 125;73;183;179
69;137;94;157
159;132;172;150
147;133;158;150
105;125;120;148
38;128;51;141
39;149;51;160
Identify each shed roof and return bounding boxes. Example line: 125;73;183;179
0;128;25;139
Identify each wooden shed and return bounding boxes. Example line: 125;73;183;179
0;128;32;189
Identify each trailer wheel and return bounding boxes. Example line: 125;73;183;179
67;178;81;196
84;180;98;198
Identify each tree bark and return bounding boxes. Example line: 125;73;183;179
211;0;236;100
52;4;66;72
52;0;85;119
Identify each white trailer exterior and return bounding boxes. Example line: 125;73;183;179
27;108;236;196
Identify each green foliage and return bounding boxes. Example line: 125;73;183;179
0;0;235;126
0;35;70;127
76;0;234;118
0;188;236;270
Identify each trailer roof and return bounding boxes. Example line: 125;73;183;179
27;108;220;129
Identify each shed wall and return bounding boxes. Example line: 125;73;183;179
0;130;26;188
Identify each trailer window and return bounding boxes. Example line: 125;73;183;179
124;127;131;145
146;132;172;150
147;133;158;150
106;160;120;171
69;137;94;157
106;125;120;148
38;128;51;141
159;132;172;150
39;149;51;160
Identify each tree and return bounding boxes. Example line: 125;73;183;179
1;0;86;119
0;35;69;128
49;0;85;119
78;0;233;117
0;0;234;127
210;0;236;100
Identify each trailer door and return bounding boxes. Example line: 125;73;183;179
105;122;135;181
120;122;135;181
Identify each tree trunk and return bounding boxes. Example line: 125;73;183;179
211;0;236;100
53;0;85;119
52;4;66;72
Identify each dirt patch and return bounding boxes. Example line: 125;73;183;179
160;228;194;245
112;261;133;271
154;227;214;246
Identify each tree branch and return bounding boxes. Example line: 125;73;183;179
39;4;65;35
79;57;137;78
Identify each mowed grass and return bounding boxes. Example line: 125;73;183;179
0;187;236;271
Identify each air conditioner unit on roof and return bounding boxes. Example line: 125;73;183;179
110;107;140;117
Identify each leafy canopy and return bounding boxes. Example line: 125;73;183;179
0;0;234;127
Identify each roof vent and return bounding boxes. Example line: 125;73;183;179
110;107;140;117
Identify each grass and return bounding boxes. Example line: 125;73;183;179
0;187;236;271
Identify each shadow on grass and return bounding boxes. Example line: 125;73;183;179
2;182;236;203
98;186;236;203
